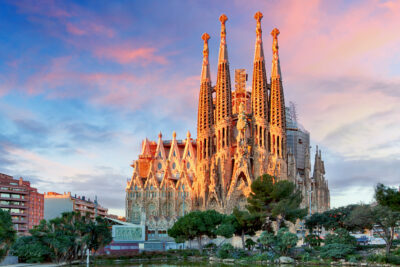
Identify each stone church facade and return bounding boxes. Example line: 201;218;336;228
126;12;330;232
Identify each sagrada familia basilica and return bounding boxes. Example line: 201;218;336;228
126;13;330;231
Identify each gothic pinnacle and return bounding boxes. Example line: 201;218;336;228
218;14;228;64
254;11;264;61
201;33;211;83
271;27;281;78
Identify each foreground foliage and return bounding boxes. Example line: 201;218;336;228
0;209;16;261
11;212;111;263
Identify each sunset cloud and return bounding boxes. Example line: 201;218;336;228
94;46;168;65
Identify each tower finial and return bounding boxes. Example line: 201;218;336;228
254;11;263;41
201;33;211;82
270;28;281;78
271;28;280;55
218;14;228;63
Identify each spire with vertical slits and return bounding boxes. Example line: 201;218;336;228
201;33;211;83
215;14;232;123
271;28;282;79
251;11;268;120
269;28;285;128
197;33;214;136
218;14;228;63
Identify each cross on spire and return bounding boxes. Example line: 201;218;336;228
254;11;263;41
202;32;210;42
219;14;228;24
271;28;280;39
254;11;263;22
271;28;280;55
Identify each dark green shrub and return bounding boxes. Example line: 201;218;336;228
10;236;52;263
346;254;362;263
367;253;400;264
324;228;357;246
217;243;234;259
252;251;276;261
320;243;355;259
305;234;322;247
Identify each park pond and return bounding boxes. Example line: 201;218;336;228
80;260;317;267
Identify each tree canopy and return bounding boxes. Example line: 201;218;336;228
168;210;225;252
375;183;400;212
0;209;16;261
247;174;306;229
11;211;112;263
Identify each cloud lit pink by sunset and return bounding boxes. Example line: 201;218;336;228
94;46;168;65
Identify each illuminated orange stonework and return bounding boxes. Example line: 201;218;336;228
126;13;330;232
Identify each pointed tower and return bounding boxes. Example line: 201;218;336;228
215;14;233;152
214;14;233;206
251;11;269;178
197;33;214;162
268;28;287;178
196;33;214;210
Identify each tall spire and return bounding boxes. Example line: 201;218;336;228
271;28;282;78
254;11;264;60
197;33;214;144
269;27;285;128
251;11;268;121
218;14;228;63
215;14;232;123
201;33;211;83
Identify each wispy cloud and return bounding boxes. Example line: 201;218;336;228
94;46;167;65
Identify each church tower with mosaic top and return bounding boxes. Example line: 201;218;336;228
126;13;330;232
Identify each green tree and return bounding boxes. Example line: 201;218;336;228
85;216;112;258
247;174;306;229
320;228;356;260
11;212;112;263
258;227;298;256
245;238;256;251
0;209;16;261
168;210;225;253
375;183;400;212
306;205;358;233
343;204;375;232
372;205;400;255
10;235;52;263
217;207;262;249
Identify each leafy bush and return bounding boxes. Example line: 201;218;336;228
367;253;400;264
217;243;234;259
299;251;311;262
305;234;322;247
275;227;298;256
324;228;357;246
346;254;362;263
0;210;16;261
245;238;256;250
251;251;276;261
320;243;355;259
230;249;248;259
11;236;52;263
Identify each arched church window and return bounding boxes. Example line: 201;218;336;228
172;162;176;169
187;162;190;169
158;163;162;170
